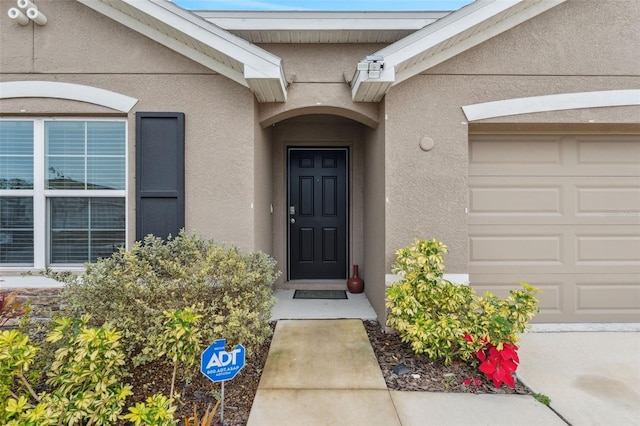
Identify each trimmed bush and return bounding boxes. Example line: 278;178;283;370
386;238;539;367
1;317;132;426
51;231;278;365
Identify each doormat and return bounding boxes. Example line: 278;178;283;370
293;290;347;300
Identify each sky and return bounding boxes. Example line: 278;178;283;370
171;0;474;11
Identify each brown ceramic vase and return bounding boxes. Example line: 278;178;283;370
347;264;364;293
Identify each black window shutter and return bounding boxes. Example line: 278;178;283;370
135;112;185;241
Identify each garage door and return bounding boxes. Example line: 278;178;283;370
469;134;640;322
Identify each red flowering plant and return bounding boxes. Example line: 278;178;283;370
463;334;520;388
460;284;539;388
462;377;483;387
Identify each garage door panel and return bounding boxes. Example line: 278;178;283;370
470;135;640;177
577;282;640;312
469;134;640;323
470;225;639;274
577;184;640;217
468;274;565;321
469;135;564;176
469;224;569;273
469;185;562;215
470;177;640;225
576;137;640;165
469;233;562;264
576;235;640;264
470;274;640;322
469;135;562;165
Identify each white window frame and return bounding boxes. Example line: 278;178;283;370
0;117;128;271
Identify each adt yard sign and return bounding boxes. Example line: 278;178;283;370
201;339;245;383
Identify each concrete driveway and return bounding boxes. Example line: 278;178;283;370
517;332;640;426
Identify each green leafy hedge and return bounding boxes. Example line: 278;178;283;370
51;231;278;365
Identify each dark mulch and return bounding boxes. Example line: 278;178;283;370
125;324;275;426
363;320;532;395
126;320;531;425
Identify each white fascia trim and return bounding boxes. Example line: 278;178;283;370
198;11;448;47
245;65;288;102
351;66;395;103
196;11;448;31
143;0;284;74
394;0;566;86
462;89;640;121
0;81;138;112
378;0;518;62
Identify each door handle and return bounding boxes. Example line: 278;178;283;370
290;218;296;224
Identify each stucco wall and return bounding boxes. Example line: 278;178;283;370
253;101;274;254
1;0;259;253
363;104;387;323
426;0;640;78
257;44;383;128
0;0;211;74
383;0;640;274
262;43;385;84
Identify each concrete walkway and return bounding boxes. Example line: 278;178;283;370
247;320;565;426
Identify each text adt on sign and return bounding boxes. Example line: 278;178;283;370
201;339;246;383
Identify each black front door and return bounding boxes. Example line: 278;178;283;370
288;148;348;280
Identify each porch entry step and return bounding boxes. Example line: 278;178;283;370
293;289;347;299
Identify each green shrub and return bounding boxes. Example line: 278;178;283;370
1;317;132;425
43;315;133;425
0;329;41;420
144;307;203;401
386;238;539;365
53;231;278;365
123;394;177;426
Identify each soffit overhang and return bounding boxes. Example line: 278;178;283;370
194;11;449;44
351;0;566;102
75;0;568;105
75;0;287;102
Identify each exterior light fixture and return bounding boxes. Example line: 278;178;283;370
357;55;385;79
7;0;47;26
7;7;29;25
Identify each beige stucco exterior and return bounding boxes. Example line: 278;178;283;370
1;0;638;323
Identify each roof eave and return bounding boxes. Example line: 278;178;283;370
351;66;395;103
245;62;288;103
76;0;287;102
351;0;566;102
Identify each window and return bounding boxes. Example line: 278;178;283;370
0;197;33;264
0;119;126;268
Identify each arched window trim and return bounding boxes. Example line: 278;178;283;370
0;81;138;112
